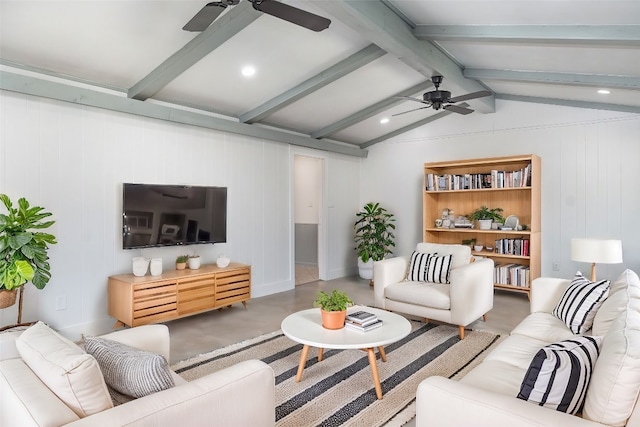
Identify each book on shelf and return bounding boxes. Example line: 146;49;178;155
425;164;531;192
346;310;379;326
345;318;383;332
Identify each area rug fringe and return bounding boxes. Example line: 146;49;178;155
172;322;498;427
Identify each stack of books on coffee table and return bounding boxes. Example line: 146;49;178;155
345;310;383;332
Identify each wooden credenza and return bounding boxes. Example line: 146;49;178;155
108;262;251;328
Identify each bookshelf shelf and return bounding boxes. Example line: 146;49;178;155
423;154;541;297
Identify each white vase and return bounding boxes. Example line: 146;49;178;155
357;258;374;280
216;255;230;268
150;258;163;276
132;257;149;277
188;256;201;269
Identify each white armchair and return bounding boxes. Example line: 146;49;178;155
373;243;494;339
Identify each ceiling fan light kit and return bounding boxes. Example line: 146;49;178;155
184;0;331;32
394;75;492;117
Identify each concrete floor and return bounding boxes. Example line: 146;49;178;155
166;274;530;364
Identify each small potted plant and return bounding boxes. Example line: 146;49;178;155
188;254;201;270
468;205;505;230
354;202;396;280
313;289;353;330
175;255;188;270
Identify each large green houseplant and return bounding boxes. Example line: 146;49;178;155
354;202;395;280
0;194;57;309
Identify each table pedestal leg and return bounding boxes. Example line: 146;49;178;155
296;344;310;382
367;348;383;399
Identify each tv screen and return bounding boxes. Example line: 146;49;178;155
122;183;227;249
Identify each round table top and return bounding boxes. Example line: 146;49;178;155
280;306;412;349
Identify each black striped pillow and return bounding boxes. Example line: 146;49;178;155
517;335;602;414
425;253;453;284
406;251;435;282
552;272;610;334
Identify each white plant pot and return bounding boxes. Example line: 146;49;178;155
149;258;163;276
357;258;374;280
132;257;149;277
188;257;201;269
216;256;230;268
478;219;493;230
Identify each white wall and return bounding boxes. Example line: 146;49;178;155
0;90;361;337
361;99;640;282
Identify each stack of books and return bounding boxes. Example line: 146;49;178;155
344;310;383;332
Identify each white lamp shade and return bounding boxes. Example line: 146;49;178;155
571;238;623;264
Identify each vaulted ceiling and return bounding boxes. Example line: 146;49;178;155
1;0;639;158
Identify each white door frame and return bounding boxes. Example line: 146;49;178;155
291;149;327;283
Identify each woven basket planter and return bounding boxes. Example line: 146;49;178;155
0;289;18;309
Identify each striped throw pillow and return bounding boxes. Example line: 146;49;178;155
425;253;453;284
552;272;610;334
517;335;602;414
406;251;435;282
84;336;175;399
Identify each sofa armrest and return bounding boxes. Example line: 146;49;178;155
448;258;494;324
373;256;409;308
530;277;571;314
98;324;170;361
67;359;275;427
416;376;604;427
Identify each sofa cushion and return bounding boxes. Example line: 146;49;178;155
593;269;640;337
517;335;601;415
415;243;471;269
583;274;640;426
552;272;610;334
425;254;453;284
460;360;526;396
485;334;557;370
15;321;113;418
406;251;435;282
84;336;175;399
510;313;577;344
385;281;450;310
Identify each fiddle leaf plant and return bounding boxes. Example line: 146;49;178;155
0;194;57;290
354;202;396;263
313;290;353;312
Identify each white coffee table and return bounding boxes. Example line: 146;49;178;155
280;306;411;399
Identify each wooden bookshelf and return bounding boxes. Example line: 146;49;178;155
423;155;541;297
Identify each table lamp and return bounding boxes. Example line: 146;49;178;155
570;238;623;281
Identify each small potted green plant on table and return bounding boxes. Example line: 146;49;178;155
313;289;353;329
175;255;188;270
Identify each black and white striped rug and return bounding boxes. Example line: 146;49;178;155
172;322;499;427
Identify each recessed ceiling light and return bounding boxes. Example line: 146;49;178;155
380;117;390;124
597;89;611;94
241;66;256;77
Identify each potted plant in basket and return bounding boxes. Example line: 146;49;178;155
0;194;57;314
354;202;396;280
468;205;505;230
313;289;353;330
176;255;188;270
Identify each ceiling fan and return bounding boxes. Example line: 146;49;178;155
394;76;492;116
183;0;331;32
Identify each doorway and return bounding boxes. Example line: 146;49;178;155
293;155;323;285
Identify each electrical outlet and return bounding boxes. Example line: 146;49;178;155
552;261;560;271
56;295;67;311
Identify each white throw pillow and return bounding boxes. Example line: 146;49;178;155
552;271;610;334
15;322;113;417
517;335;602;415
583;273;640;426
592;269;640;336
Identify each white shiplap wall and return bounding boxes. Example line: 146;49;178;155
361;99;640;283
0;90;361;338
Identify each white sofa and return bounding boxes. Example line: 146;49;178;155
373;243;494;339
0;323;275;427
416;269;640;427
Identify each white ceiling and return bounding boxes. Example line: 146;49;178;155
1;0;639;157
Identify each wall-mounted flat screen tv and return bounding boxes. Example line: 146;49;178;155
122;183;227;249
